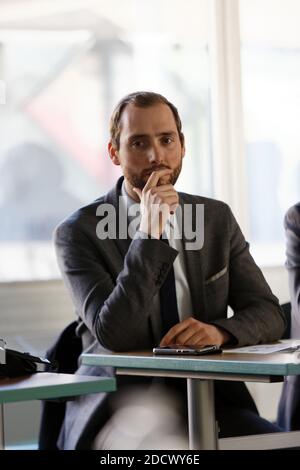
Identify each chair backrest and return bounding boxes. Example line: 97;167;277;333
38;321;82;449
281;302;291;339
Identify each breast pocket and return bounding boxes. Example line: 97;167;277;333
205;266;227;285
205;268;229;319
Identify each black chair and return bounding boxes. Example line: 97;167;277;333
38;321;82;449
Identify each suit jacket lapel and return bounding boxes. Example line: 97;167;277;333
104;177;132;262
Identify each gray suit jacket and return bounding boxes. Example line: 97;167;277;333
55;177;286;449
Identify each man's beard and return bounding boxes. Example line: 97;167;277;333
123;161;182;190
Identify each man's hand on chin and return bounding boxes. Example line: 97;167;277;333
132;168;179;239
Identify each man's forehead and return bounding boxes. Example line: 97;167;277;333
120;102;178;136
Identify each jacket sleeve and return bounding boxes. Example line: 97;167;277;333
285;204;300;338
211;205;286;346
54;222;177;351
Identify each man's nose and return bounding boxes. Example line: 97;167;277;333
148;145;163;164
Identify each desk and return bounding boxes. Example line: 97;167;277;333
0;372;116;450
81;349;300;450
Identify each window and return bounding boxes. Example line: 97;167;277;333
2;0;297;279
240;0;300;264
0;0;212;281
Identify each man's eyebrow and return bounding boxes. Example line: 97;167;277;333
158;131;177;137
128;131;177;140
128;134;149;141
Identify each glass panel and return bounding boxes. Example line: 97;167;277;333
0;0;211;280
240;0;300;264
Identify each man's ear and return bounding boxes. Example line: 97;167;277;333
108;142;120;166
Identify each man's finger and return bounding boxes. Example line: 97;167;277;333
144;169;172;191
160;320;191;346
180;331;206;347
160;317;206;346
148;184;175;193
151;192;178;201
174;328;197;346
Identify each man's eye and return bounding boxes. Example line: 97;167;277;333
132;141;145;148
162;137;173;145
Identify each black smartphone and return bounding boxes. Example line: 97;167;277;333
152;344;222;356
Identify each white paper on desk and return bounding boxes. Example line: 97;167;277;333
224;342;300;354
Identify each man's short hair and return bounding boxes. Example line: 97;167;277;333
110;91;184;149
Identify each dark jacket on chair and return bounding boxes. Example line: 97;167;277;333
278;203;300;430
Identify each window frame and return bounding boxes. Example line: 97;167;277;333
209;0;249;238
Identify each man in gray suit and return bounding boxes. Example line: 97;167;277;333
54;92;285;449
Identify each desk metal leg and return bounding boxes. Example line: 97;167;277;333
187;379;218;450
0;404;4;450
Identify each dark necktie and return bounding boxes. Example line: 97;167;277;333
159;237;180;337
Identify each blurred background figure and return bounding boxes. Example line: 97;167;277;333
0;142;80;241
92;384;188;450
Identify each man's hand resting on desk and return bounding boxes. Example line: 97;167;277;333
160;317;232;347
